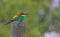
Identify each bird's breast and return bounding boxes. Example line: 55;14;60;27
15;16;24;22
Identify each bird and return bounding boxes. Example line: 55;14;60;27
5;13;27;25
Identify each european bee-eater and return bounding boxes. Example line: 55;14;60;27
6;13;27;24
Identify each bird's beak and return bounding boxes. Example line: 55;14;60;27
22;14;28;16
22;15;26;16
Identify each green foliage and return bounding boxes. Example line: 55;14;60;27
0;0;60;37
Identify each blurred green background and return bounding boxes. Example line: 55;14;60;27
0;0;60;37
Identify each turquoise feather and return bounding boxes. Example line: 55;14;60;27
15;16;24;22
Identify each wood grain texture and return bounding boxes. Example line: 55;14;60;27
10;22;25;37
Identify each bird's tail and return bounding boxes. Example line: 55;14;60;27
4;20;14;25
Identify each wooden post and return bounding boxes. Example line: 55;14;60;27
10;22;25;37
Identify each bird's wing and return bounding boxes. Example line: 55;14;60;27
12;14;19;20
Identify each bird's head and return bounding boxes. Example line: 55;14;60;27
18;13;27;16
